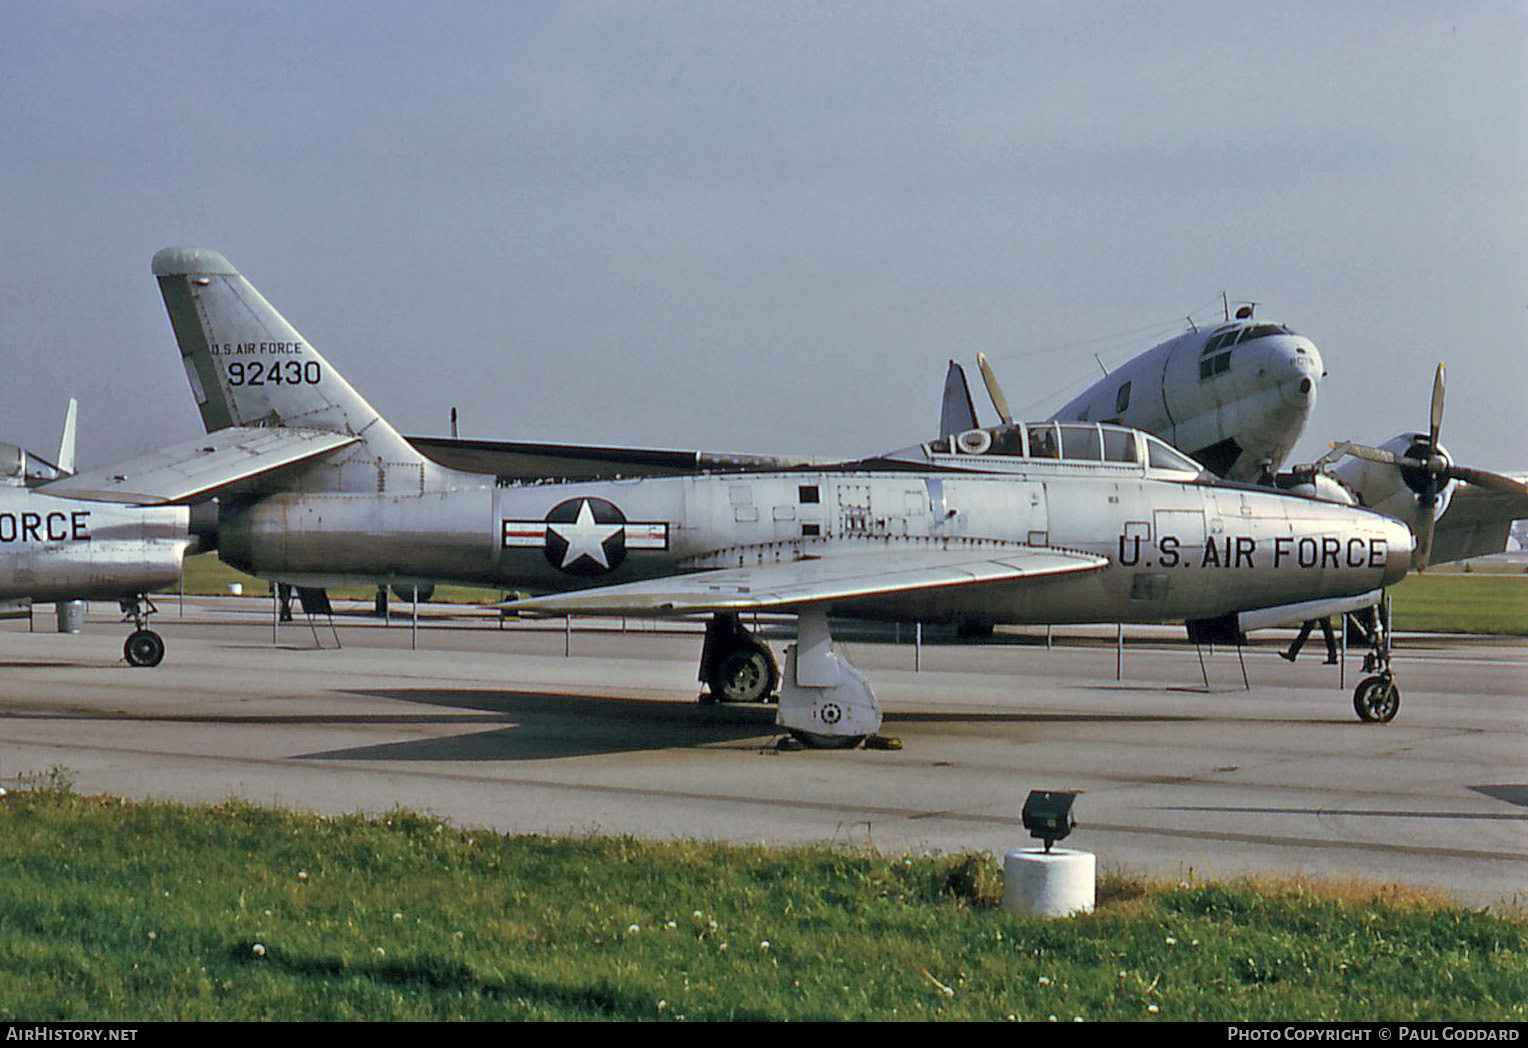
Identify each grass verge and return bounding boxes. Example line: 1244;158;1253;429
0;787;1522;1021
1386;573;1528;635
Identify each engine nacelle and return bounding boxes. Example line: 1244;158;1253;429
1330;433;1454;539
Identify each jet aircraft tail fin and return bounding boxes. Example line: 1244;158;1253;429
939;361;979;438
153;247;445;493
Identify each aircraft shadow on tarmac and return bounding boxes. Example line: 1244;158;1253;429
1470;785;1528;810
291;687;1206;762
299;689;781;761
0;661;92;670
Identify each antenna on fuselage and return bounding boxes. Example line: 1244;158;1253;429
1222;292;1257;322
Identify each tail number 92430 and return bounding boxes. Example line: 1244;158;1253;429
227;360;322;387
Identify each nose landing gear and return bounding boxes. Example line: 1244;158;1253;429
1353;673;1399;723
119;595;165;667
1349;596;1398;723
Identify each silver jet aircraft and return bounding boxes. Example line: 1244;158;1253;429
56;248;1421;745
1;435;189;665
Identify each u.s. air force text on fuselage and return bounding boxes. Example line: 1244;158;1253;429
1118;532;1390;572
0;510;91;544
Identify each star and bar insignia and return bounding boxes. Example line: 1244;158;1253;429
501;497;669;576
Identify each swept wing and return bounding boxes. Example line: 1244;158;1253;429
503;543;1108;616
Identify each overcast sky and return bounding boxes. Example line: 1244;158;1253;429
3;1;1524;473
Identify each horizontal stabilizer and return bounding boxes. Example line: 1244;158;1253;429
39;426;357;505
501;544;1108;616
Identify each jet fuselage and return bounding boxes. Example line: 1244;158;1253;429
217;455;1410;626
0;487;188;602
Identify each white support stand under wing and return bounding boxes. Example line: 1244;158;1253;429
776;605;882;744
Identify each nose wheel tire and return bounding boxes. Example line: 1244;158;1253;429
124;629;165;668
1353;675;1399;723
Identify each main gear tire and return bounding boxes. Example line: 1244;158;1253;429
706;640;779;704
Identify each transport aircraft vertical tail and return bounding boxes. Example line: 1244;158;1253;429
152;247;447;494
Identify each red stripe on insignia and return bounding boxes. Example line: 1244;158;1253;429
627;523;669;549
501;522;546;547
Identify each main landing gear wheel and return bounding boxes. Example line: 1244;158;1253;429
1353;675;1400;723
699;613;779;704
124;629;165;668
709;643;778;704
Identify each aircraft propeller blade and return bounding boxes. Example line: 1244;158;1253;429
1412;498;1437;571
976;353;1013;425
1339;442;1447;475
1340;443;1404;467
1445;464;1528;497
1428;362;1445;450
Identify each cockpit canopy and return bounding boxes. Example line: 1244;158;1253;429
918;421;1204;473
1198;321;1300;380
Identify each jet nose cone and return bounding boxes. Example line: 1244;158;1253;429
1382;516;1416;585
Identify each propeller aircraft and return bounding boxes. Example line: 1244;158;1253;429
942;304;1325;485
948;313;1528;574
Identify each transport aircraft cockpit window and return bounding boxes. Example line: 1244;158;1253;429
1199;323;1297;380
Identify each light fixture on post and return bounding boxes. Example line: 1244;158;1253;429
1021;789;1079;853
1005;789;1093;918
